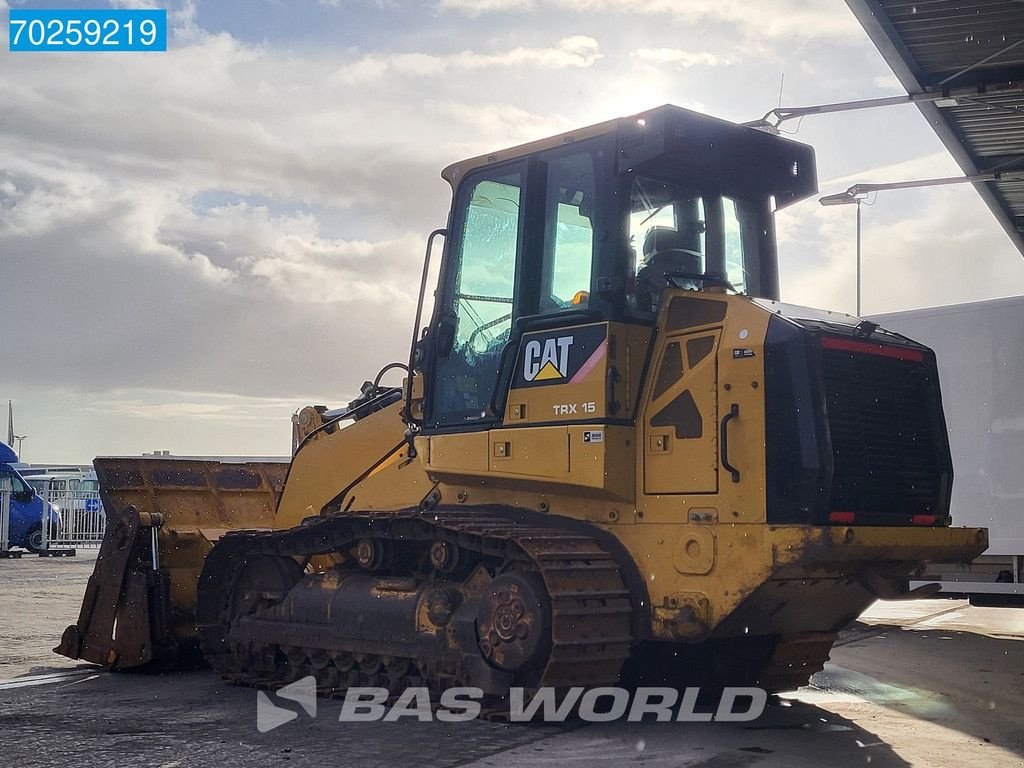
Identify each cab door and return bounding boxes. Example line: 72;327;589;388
644;327;721;494
427;163;525;430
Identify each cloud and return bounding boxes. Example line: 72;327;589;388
320;0;399;6
820;150;962;190
437;0;534;13
4;37;442;203
157;200;426;304
107;0;162;8
426;101;577;149
333;36;602;83
438;0;861;39
13;386;321;461
0;23;613;449
778;151;1024;316
436;0;532;12
785;190;1024;314
83;389;312;423
0;157;422;402
873;73;904;92
633;48;734;68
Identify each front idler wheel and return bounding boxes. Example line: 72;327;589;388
228;554;304;620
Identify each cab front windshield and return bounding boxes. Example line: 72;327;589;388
628;176;762;313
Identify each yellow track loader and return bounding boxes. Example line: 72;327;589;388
58;105;987;695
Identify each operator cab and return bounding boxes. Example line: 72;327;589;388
421;105;816;431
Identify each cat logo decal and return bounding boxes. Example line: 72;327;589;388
523;336;574;381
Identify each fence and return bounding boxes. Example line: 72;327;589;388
42;487;105;549
0;480;105;554
0;477;11;556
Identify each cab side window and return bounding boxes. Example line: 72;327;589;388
540;152;595;312
451;177;519;352
9;473;30;496
722;196;760;295
629;178;708;314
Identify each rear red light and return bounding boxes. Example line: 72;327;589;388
820;336;925;363
911;514;937;526
829;511;856;524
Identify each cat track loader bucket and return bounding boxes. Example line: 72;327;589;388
55;456;288;669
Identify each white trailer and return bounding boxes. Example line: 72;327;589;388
871;296;1024;602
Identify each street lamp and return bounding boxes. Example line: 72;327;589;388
819;170;1024;316
820;189;869;316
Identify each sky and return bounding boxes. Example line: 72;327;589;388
2;0;1024;463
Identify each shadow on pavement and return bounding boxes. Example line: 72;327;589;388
826;620;1024;759
457;697;912;767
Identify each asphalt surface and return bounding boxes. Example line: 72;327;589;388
1;550;1022;767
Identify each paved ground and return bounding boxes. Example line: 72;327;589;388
1;550;1022;767
0;548;96;679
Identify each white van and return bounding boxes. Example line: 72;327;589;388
26;471;85;498
25;471;105;546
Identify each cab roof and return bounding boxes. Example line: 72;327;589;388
0;442;17;464
442;104;818;208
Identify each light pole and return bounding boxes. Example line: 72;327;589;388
856;198;861;317
820;190;868;316
819;170;1024;316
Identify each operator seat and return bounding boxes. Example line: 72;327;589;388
636;226;704;312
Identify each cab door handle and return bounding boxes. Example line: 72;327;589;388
720;403;740;483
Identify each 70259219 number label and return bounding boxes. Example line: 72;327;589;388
9;9;167;52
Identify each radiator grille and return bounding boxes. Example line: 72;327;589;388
821;347;942;518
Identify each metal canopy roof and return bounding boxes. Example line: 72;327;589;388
845;0;1024;255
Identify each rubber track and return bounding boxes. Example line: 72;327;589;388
197;508;634;692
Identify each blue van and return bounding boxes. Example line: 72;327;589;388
1;442;61;552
